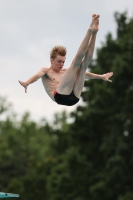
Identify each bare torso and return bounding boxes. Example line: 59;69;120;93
41;67;66;101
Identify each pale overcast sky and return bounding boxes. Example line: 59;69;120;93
0;0;133;122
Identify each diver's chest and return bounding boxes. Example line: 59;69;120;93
48;71;64;82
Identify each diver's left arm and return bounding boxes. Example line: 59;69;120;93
85;71;113;82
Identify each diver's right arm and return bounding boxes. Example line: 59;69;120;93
18;68;47;93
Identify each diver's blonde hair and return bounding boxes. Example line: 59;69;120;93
50;45;67;59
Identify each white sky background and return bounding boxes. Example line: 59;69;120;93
0;0;133;122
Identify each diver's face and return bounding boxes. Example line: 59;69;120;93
51;55;66;72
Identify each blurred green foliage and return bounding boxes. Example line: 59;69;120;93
0;12;133;200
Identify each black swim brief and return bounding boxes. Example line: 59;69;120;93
54;91;79;106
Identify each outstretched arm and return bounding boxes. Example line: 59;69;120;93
18;68;47;93
85;71;113;82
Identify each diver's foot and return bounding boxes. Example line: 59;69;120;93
90;14;100;33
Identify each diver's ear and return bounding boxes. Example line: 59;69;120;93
50;58;54;64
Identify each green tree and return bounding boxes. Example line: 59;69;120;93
45;12;133;200
0;96;53;199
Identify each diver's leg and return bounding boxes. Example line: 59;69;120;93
56;14;99;95
73;30;98;98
